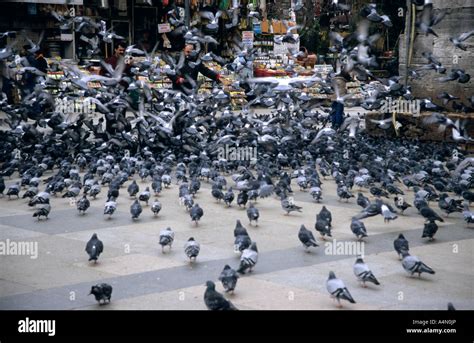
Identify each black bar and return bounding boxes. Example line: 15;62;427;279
0;310;472;338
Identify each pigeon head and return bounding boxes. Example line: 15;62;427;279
223;264;231;271
355;256;364;264
398;233;405;239
328;271;336;280
205;280;216;290
91;233;98;239
188;237;195;242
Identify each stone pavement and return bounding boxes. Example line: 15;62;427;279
0;169;473;310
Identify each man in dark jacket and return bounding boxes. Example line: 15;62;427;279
169;43;227;93
330;100;345;130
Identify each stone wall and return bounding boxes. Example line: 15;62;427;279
399;0;474;104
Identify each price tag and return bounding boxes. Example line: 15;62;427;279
158;23;171;33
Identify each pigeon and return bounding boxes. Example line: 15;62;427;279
394;196;411;214
85;233;104;263
234;220;252;254
33;201;51;220
89;283;112;305
419;206;444;223
450;30;474;50
224;187;234;207
326;271;356;307
422;220;438;241
159;227;174;253
381;204;398;223
138;187;151;205
318;206;332;227
280;194;302;215
353;257;380;287
462;203;474;226
127;180;139;198
402;252;435;277
357;192;371;209
298;224;319;250
237;242;258;274
218;265;239;294
315;214;332;239
6;183;20;199
130;199;142;220
151;199;162;216
394;233;410;260
246;203;260;226
104;200;117;218
184;237;200;262
190;203;204;226
350;219;368;240
77;194;90;215
204;281;238;311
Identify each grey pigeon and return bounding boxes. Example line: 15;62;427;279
85;233;103;263
298;224;319;250
326;271;356;307
402;252;435;277
159;227;174;253
351;218;368;240
353;257;380;287
422;220;438;241
89;283;112;305
280;194;302;215
204;281;238;310
218;264;239;293
104;200;117;218
151;199;162;216
381;204;398;223
190;203;204;225
394;233;409;259
130;199;142;220
77;194;90;215
315;214;332;239
33;201;51;220
184;237;200;262
318;206;332;227
246;203;259;226
234;220;251;254
237;242;258;274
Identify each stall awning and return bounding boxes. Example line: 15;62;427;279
3;0;83;4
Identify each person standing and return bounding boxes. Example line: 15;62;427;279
169;43;228;93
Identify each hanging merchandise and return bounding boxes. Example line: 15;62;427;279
219;0;230;10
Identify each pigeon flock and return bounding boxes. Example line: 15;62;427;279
0;1;472;310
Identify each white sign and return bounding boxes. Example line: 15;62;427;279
61;33;73;41
242;31;254;48
158;23;171;33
